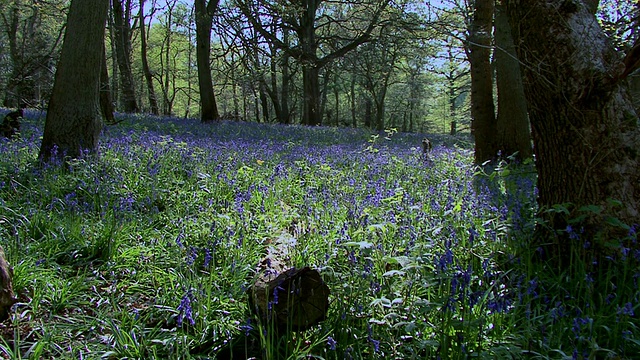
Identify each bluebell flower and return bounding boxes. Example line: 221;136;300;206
273;285;284;304
371;338;380;353
565;225;580;240
240;318;253;336
175;232;184;248
204;248;212;267
176;290;195;326
327;336;337;350
617;302;634;316
526;278;538;297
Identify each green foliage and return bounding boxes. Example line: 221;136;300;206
0;114;637;359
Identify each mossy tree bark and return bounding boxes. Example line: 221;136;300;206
506;0;640;259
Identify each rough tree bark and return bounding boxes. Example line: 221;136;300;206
249;232;330;331
506;0;640;258
39;0;109;162
494;3;532;161
195;0;220;123
112;0;139;113
468;0;497;164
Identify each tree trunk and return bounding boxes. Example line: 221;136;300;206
100;44;115;124
280;30;292;124
448;72;457;135
375;90;386;132
267;28;284;123
112;0;139;113
319;68;331;125
2;6;23;109
350;73;357;128
160;1;175;116
364;98;372;129
302;65;321;126
506;0;640;258
108;10;119;110
334;78;340;126
259;82;270;123
195;0;220;123
494;3;532;161
39;0;108;162
139;0;159;115
468;0;497;164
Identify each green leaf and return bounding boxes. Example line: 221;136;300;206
605;216;630;229
578;205;602;214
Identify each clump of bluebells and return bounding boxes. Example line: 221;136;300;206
0;112;637;359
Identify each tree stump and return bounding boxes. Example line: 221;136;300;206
248;232;330;332
0;246;17;321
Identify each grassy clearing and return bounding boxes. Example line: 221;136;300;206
0;110;637;359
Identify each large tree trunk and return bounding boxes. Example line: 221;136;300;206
39;0;108;162
494;3;532;161
112;0;139;113
302;65;321;126
195;0;220;123
506;0;640;257
468;0;497;164
299;0;321;126
374;90;386;132
139;0;159;115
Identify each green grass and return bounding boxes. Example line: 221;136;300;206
0;111;637;359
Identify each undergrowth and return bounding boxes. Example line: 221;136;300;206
0;110;637;359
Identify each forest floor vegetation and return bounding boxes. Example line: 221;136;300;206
0;109;637;359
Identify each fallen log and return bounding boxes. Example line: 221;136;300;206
248;232;330;332
0;245;17;321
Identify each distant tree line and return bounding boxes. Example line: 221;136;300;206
0;0;474;133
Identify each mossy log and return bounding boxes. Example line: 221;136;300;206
0;245;17;321
248;232;330;332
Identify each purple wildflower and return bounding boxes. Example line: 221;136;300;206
617;302;634;316
327;336;337;350
240;318;253;336
176;290;195;326
273;285;284;304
